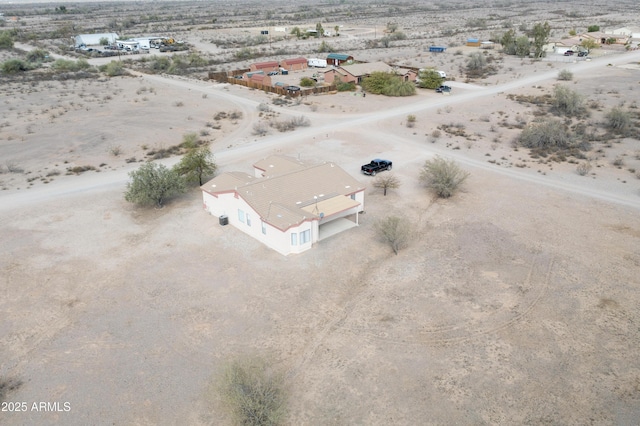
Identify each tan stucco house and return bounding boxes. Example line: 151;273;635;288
201;156;365;256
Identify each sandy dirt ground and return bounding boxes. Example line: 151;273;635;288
2;6;640;425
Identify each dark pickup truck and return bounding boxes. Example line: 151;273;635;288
361;159;392;176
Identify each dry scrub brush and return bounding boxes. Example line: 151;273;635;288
420;156;469;198
217;356;287;426
375;215;413;255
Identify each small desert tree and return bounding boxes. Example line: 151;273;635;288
515;36;531;57
173;146;217;186
125;162;185;208
372;174;401;196
580;39;598;53
218;356;287;426
420;156;469;198
375;215;412;255
531;21;551;58
500;29;517;55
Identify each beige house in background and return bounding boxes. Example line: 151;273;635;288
323;61;417;84
201;156;365;256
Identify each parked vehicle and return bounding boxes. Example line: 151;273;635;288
308;58;328;68
361;159;392;176
577;51;588;57
268;71;279;76
285;86;300;92
564;50;574;56
436;85;452;93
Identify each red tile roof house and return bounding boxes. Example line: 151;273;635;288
280;57;308;71
249;61;279;73
201;155;365;256
324;61;417;85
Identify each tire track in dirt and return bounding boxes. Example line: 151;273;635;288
339;256;554;347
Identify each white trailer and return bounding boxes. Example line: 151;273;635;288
308;58;328;68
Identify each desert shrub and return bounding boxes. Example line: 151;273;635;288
150;56;171;72
406;115;416;128
419;156;469;198
217;356;287;426
51;58;91;72
26;48;49;63
257;103;271;112
576;162;592;176
270;116;310;132
557;69;573;81
234;47;254;60
1;59;32;73
102;60;125;76
517;119;574;150
604;107;632;134
0;377;22;402
552;85;584;117
253;122;268;136
0;31;13;49
465;52;488;77
375;215;412;255
299;77;315;87
336;81;356;92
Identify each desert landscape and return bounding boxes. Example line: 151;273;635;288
1;0;640;424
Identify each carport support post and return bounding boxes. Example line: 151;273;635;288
356;211;359;225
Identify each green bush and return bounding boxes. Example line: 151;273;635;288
0;31;13;49
299;77;315;87
101;61;125;76
51;58;91;72
26;49;49;63
382;79;416;96
1;59;32;73
336;81;356;92
361;72;415;96
417;69;443;89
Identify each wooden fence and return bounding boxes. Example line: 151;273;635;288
208;70;337;97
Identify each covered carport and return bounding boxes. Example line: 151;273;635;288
301;195;360;241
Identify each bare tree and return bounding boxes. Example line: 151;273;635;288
372;174;401;196
375;215;413;255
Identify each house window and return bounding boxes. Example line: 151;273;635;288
300;229;310;244
261;221;267;235
246;213;251;227
350;193;356;200
238;209;245;223
291;232;297;246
